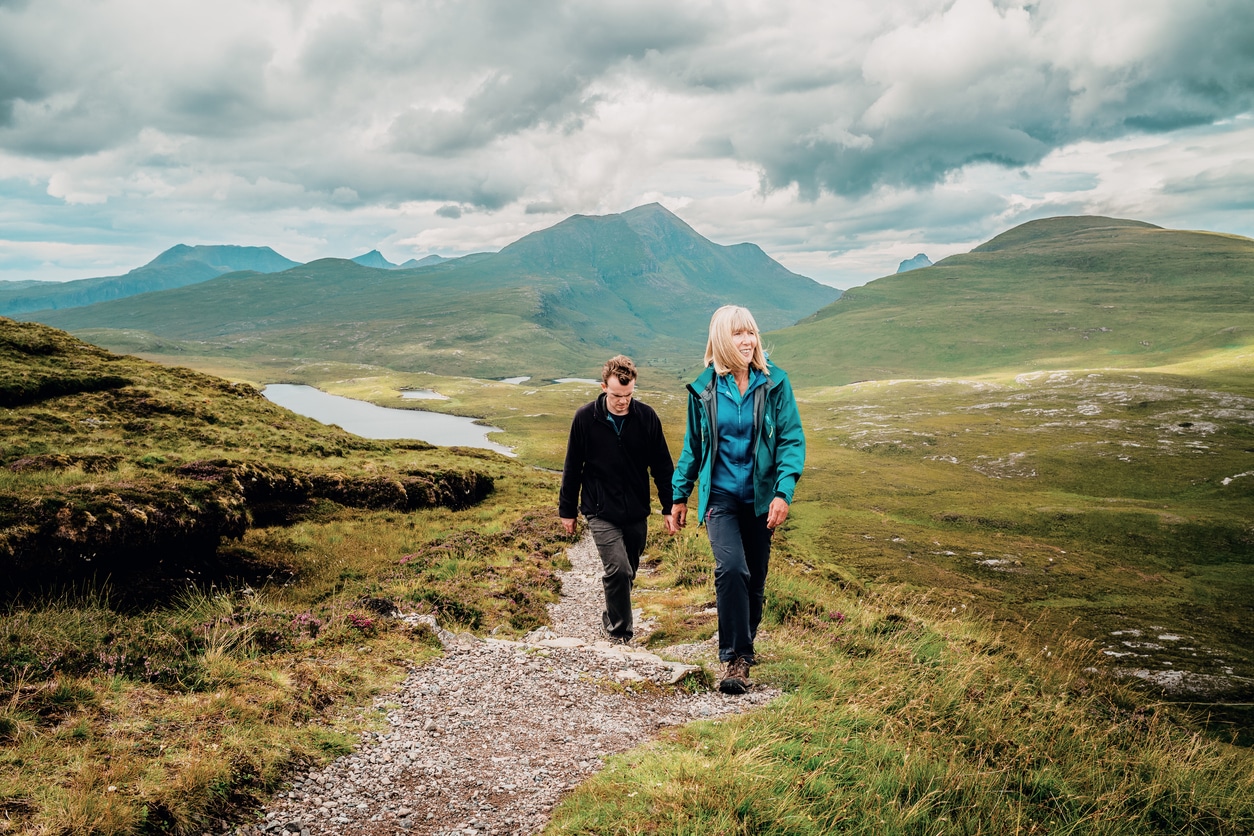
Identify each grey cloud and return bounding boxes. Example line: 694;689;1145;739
0;11;52;130
435;204;462;219
525;201;562;215
0;14;285;156
389;68;596;156
1;100;133;157
1161;160;1254;215
686;135;736;158
746;2;1254;199
156;43;279;137
380;1;711;155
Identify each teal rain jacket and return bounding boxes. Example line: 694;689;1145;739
672;359;806;522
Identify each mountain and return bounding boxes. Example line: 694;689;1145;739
491;203;838;343
0;245;300;317
27;204;840;379
897;253;932;272
351;250;399;269
400;255;447;268
770;216;1254;386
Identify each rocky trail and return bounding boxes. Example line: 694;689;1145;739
222;533;778;836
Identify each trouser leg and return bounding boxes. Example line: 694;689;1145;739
741;508;774;648
707;497;773;664
588;516;646;640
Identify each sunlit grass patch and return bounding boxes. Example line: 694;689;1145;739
553;583;1254;835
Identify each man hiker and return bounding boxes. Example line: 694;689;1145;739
559;355;676;644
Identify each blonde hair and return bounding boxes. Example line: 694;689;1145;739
704;305;767;375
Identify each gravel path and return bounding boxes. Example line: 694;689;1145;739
226;533;778;836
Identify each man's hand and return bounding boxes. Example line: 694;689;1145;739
671;502;687;529
560;517;577;535
765;497;790;529
662;513;678;535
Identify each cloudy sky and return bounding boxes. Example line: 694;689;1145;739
2;0;1252;289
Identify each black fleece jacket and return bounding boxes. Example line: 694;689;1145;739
558;394;675;525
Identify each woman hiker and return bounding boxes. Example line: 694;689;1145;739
671;305;806;694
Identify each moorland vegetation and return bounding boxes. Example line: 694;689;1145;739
2;212;1253;834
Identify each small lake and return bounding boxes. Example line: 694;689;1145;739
400;388;449;400
263;384;514;456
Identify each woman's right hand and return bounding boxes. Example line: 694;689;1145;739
671;502;687;529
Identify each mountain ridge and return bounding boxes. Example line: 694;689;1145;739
27;204;840;379
0;245;300;317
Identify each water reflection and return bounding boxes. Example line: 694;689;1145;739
263;384;513;456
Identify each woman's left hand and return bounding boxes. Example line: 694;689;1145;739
766;497;790;529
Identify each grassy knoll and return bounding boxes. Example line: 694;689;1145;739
772;218;1254;386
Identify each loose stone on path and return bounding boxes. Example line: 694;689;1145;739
223;531;777;835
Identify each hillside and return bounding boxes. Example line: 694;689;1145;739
0;244;299;317
27;204;840;379
770;216;1254;386
0;317;496;596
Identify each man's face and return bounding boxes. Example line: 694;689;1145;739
602;376;635;416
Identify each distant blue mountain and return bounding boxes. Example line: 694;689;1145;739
351;250;399;269
145;244;299;274
0;245;300;316
399;255;447;269
897;253;933;273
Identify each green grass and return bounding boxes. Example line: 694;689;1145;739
552;529;1254;834
0;319;573;833
772;220;1254;387
190;347;1254;703
4;312;1254;834
276;359;1253;710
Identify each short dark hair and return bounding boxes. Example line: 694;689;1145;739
601;355;637;385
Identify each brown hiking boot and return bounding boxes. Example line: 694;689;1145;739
718;656;751;694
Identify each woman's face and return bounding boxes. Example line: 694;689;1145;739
732;327;757;365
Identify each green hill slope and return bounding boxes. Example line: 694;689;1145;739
27;205;840;379
770;216;1254;385
0;244;300;317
